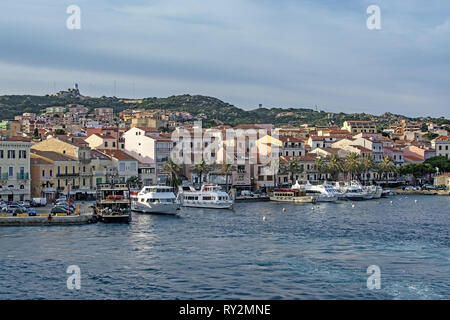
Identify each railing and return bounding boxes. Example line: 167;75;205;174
56;173;79;177
0;173;8;180
16;172;30;180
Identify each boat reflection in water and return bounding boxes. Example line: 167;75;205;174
94;183;132;223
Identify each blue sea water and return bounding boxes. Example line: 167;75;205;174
0;195;448;300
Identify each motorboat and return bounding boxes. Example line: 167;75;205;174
94;183;132;223
177;184;234;209
293;181;339;202
131;186;180;215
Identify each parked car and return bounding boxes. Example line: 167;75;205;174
51;206;74;215
18;201;31;208
32;198;47;207
27;209;37;216
6;204;27;214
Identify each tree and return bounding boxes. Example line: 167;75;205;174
126;176;142;189
424;156;450;173
192;159;211;185
33;128;39;139
399;163;434;185
220;162;235;192
54;129;65;135
344;153;362;181
423;132;439;141
283;159;303;184
326;155;343;182
314;158;327;180
362;156;376;184
377;156;397;181
163;159;181;190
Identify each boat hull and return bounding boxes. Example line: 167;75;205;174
181;202;233;209
131;201;179;215
270;196;317;203
97;213;131;223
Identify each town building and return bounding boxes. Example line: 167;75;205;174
0;137;32;202
341;121;376;134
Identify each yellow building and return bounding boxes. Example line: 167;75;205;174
30;150;80;198
342;121;376;134
0;120;21;137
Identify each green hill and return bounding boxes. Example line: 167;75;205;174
0;93;448;128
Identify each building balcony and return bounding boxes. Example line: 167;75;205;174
17;173;30;180
56;173;80;177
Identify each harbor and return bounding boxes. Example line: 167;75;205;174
0;195;448;299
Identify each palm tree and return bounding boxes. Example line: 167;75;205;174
163;158;181;190
344;153;362;181
377;156;397;182
362;156;375;185
285;159;303;184
220;162;235;192
191;159;211;186
315;157;327;181
327;155;343;182
126;176;142;189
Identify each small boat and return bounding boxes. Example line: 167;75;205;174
131;186;180;215
365;185;383;199
270;188;317;203
381;189;392;198
295;181;339;202
177;184;234;209
337;181;372;201
94;183;132;223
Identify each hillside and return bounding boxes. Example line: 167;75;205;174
0;93;448;128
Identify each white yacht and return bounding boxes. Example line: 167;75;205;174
294;181;339;202
131;186;180;215
336;181;373;201
177;184;234;209
365;185;383;199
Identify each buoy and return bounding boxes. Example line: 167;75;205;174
390;200;393;205
351;204;355;208
282;208;286;212
414;199;418;203
262;216;266;221
311;207;315;210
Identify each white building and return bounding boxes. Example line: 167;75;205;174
123;127;173;184
434;136;450;159
0;137;32;201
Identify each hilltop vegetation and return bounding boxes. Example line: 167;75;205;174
0;93;448;128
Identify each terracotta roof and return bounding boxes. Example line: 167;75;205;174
98;149;137;161
435;136;450;141
30;155;53;165
310;147;340;155
0;136;31;142
403;154;423;162
352;145;372;153
279;136;305;143
31;150;77;161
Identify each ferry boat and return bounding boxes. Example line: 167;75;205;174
131;186;179;215
270;188;317;203
294;181;339;202
177;184;234;209
94;183;132;223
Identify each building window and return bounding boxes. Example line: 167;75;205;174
8;166;13;177
105;142;108;147
50;169;53;177
112;141;116;148
7;150;15;159
0;150;3;158
42;169;45;177
119;163;125;171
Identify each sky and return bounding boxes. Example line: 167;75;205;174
0;0;449;117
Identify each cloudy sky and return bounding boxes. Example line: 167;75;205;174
0;0;449;117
